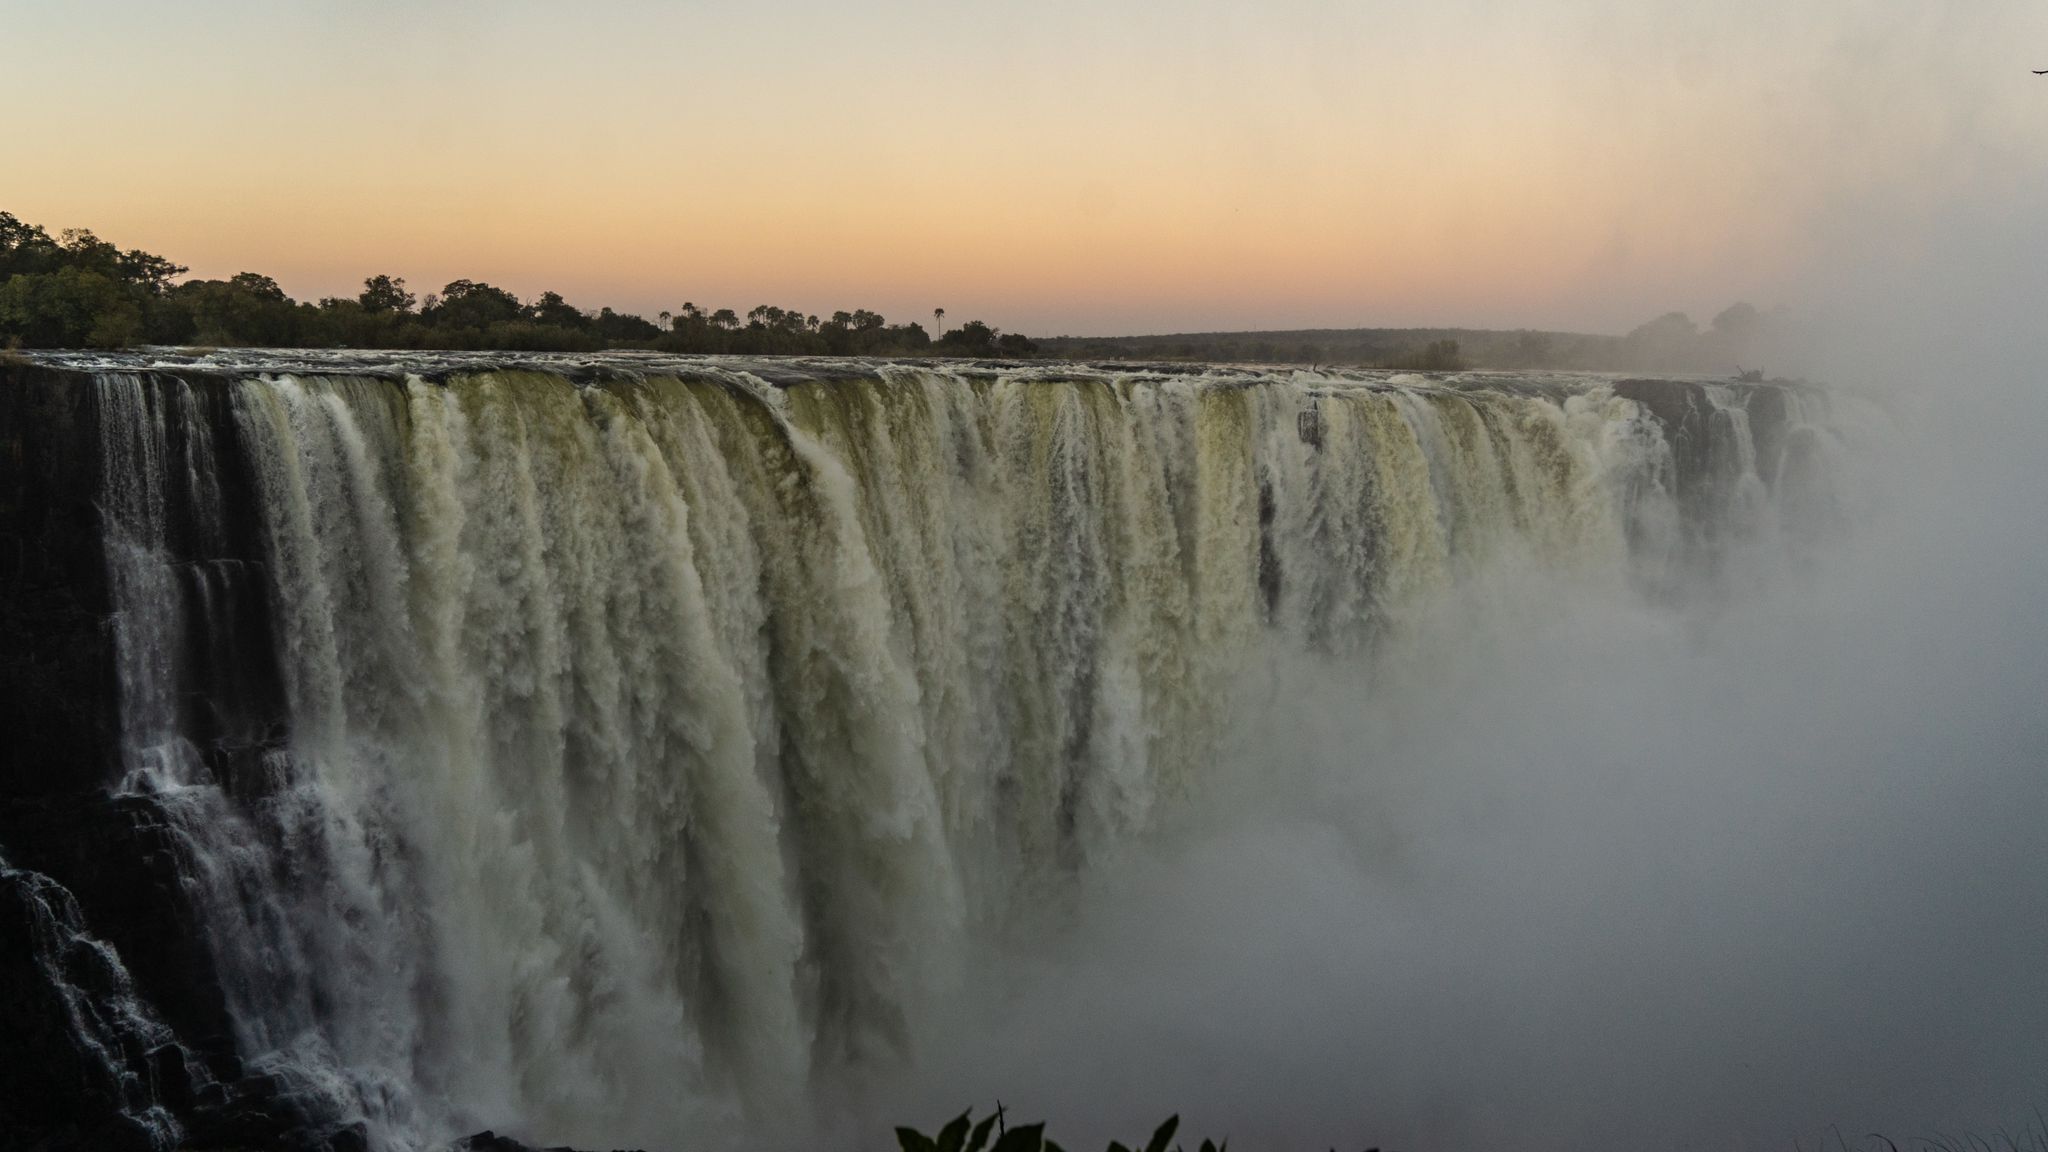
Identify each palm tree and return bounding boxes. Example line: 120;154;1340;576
659;310;672;331
934;307;945;337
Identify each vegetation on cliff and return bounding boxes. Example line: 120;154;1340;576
0;210;1035;357
889;1108;1224;1152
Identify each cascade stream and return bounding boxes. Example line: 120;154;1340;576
0;352;1852;1150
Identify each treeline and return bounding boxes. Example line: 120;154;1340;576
0;210;1037;356
1036;303;1801;375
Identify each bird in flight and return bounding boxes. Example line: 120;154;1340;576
2037;69;2048;74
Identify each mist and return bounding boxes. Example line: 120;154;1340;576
858;200;2048;1149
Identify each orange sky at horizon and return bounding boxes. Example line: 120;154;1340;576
6;0;2044;337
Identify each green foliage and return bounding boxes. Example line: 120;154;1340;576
650;305;939;357
935;1110;975;1152
0;208;1043;355
946;319;998;351
0;268;142;347
0;212;59;280
425;279;525;330
967;1111;1001;1152
992;1123;1048;1152
527;290;588;330
1145;1115;1179;1152
0;213;191;347
0;214;185;293
594;306;661;342
170;275;303;346
897;1108;1219;1152
359;274;416;314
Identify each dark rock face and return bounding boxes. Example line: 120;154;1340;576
1612;376;1807;514
0;862;165;1152
0;365;326;1151
1614;377;1729;516
1610;376;1821;583
0;364;122;798
0;833;365;1152
0;364;149;1148
0;799;357;1150
0;363;289;798
0;795;239;1077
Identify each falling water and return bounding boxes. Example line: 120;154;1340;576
70;354;1853;1149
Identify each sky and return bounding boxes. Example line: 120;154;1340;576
4;0;2045;336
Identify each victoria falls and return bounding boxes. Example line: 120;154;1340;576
7;2;2048;1150
6;347;1962;1152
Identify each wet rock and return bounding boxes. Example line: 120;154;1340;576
0;364;121;798
0;793;240;1056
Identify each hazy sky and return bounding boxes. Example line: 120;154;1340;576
5;0;2044;335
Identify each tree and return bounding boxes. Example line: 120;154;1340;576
114;248;187;295
426;279;523;329
1711;301;1759;337
359;274;415;314
0;216;182;346
228;272;287;301
996;332;1037;357
946;319;997;350
171;274;301;346
0;267;139;347
0;208;1045;354
1706;301;1767;375
527;290;589;329
0;212;63;280
593;306;661;341
52;230;125;281
1624;311;1702;370
933;307;945;336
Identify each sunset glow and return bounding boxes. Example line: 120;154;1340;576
7;0;2044;334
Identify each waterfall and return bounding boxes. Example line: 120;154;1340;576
69;356;1853;1150
0;851;189;1150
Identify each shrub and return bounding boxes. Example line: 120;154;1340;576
896;1108;1224;1152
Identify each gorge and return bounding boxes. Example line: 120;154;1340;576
0;352;1851;1151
